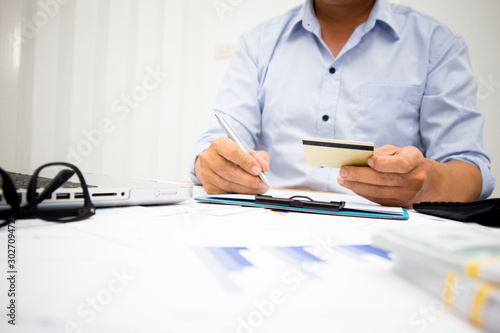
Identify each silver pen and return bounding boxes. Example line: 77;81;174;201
214;112;273;189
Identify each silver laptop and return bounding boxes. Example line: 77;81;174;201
0;169;193;211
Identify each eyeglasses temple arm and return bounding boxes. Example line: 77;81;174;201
33;169;75;204
0;169;21;209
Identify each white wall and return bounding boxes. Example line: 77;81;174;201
1;0;499;197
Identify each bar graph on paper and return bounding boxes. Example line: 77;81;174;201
193;244;392;291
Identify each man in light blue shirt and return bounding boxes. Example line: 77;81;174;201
190;0;495;207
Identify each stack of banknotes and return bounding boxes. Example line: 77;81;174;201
373;225;500;332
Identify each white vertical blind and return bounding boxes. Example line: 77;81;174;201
1;0;211;182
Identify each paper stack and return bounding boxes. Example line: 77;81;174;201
373;225;500;332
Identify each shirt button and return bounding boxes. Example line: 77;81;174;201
329;67;336;74
322;115;329;121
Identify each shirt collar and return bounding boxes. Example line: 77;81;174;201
282;0;319;39
366;0;400;40
284;0;400;40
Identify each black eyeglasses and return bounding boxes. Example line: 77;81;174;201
0;162;95;228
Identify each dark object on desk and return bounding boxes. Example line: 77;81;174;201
413;199;500;227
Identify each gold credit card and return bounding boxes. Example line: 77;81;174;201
302;137;374;168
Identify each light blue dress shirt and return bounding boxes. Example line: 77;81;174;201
190;0;495;199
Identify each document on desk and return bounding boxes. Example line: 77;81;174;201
195;189;408;220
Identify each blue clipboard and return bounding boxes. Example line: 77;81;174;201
195;194;409;220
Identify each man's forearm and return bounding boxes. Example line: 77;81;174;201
422;160;482;203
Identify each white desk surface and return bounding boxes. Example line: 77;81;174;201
0;187;487;333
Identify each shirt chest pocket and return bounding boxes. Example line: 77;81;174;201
355;84;423;147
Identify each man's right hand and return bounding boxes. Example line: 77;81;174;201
195;137;271;194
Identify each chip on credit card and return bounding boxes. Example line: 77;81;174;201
302;137;374;168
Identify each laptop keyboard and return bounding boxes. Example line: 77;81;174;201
0;171;84;189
